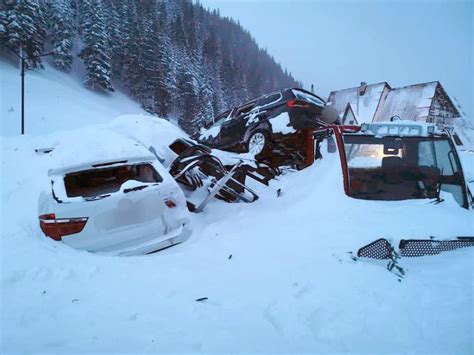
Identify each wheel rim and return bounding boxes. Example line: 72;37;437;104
248;132;266;154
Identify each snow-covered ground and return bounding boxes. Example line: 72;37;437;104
0;57;148;136
1;58;473;353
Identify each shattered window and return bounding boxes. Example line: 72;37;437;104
64;163;163;198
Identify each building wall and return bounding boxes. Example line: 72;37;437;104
428;87;459;125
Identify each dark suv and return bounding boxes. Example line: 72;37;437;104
196;88;328;154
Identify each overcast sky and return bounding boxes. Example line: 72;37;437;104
200;0;473;118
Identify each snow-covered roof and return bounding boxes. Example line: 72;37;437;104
328;82;389;124
375;82;437;122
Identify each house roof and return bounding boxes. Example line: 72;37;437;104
342;103;358;124
327;82;389;124
375;81;438;122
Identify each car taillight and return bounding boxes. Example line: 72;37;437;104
288;99;310;108
164;199;177;208
39;214;88;241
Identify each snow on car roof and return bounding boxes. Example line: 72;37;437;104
40;118;158;174
109;114;191;167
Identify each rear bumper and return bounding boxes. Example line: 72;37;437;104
98;223;191;256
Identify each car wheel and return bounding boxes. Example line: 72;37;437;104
247;130;267;155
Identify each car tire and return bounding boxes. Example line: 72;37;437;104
246;130;268;155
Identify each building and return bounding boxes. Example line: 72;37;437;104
327;81;461;126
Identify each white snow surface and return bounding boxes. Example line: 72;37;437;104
199;123;220;140
1;57;474;353
0;57;148;136
270;112;296;135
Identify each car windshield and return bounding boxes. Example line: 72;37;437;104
208;110;232;128
343;134;466;206
64;163;163;198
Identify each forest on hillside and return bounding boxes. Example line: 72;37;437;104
0;0;301;133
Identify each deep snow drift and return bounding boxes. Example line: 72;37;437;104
1;59;473;353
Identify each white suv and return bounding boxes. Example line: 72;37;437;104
38;153;191;256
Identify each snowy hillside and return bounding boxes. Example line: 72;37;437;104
0;57;148;136
0;0;300;133
1;60;473;353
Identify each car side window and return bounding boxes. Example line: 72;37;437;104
235;101;257;118
258;93;282;107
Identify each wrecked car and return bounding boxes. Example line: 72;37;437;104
197;88;329;156
38;149;191;256
167;138;277;212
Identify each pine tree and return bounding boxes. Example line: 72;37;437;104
202;30;224;117
176;60;200;133
1;0;47;69
78;0;114;91
0;7;8;45
47;0;75;71
153;32;173;118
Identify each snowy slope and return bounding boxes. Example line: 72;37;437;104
0;57;148;136
1;59;474;353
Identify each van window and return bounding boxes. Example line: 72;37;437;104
64;163;163;198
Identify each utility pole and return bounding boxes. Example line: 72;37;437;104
7;46;54;135
20;47;25;135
